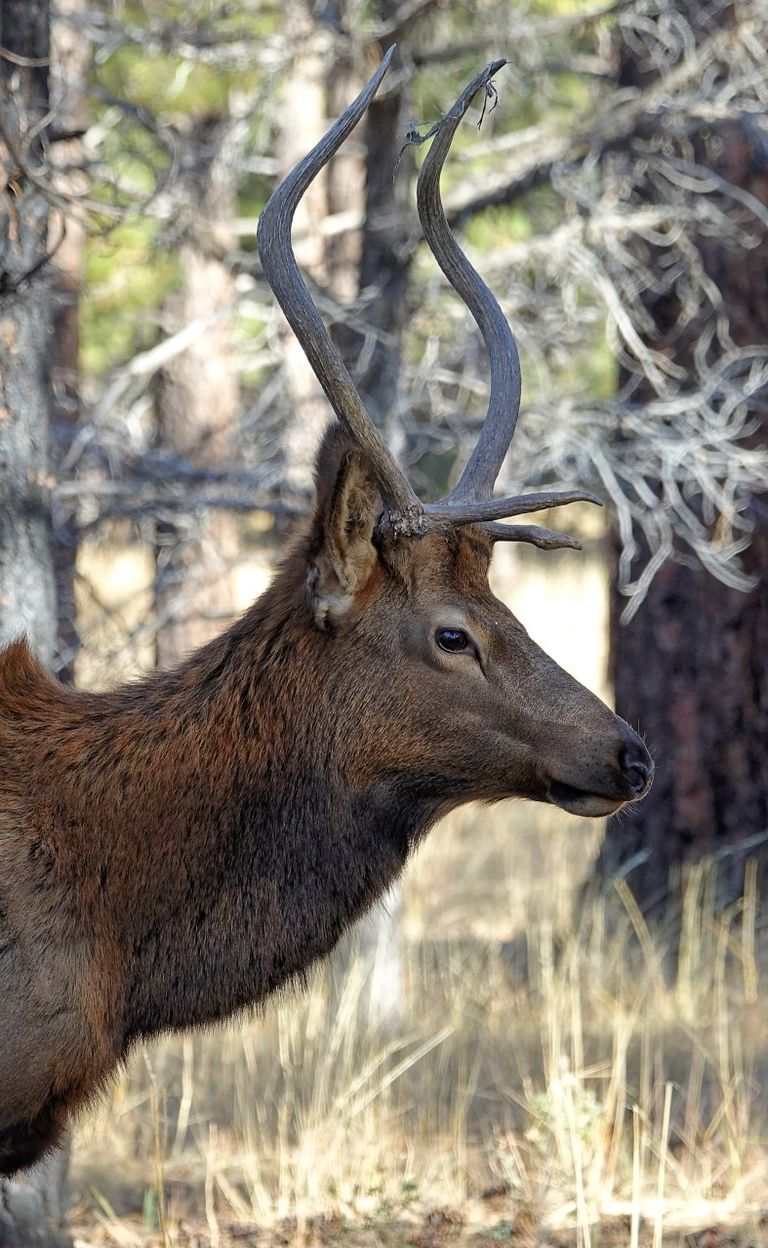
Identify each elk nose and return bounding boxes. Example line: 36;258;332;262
618;732;653;796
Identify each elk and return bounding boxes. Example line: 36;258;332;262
0;52;652;1178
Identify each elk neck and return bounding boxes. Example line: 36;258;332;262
8;546;443;1045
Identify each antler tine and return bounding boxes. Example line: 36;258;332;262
423;488;602;526
257;46;422;526
483;523;583;551
416;60;521;504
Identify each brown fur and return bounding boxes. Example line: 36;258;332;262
0;427;651;1175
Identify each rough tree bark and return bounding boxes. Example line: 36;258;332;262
352;34;412;429
0;2;72;1242
0;0;57;659
154;111;241;665
49;0;88;681
597;8;768;911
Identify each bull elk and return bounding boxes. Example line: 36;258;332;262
0;52;652;1177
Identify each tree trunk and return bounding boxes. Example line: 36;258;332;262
49;0;88;682
354;35;411;431
0;2;71;1241
0;1148;71;1248
154;112;241;665
598;17;768;910
0;0;57;660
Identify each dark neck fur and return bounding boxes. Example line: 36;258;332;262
105;559;442;1043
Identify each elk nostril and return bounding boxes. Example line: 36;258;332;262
618;742;652;794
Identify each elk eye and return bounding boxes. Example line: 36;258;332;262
436;627;471;654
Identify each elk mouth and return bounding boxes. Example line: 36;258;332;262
546;779;628;818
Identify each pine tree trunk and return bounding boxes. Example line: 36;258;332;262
354;34;411;429
0;1;72;1241
0;0;57;660
49;0;88;682
0;1148;71;1248
598;20;768;910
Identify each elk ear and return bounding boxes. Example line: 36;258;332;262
307;426;383;628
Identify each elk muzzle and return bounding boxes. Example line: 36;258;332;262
546;720;653;818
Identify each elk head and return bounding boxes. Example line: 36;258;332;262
258;50;653;820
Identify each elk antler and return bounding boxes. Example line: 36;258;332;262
258;50;600;549
416;60;520;505
257;46;424;536
413;61;601;543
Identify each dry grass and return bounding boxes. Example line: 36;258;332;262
68;842;768;1248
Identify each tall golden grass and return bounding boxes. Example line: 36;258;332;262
71;843;766;1245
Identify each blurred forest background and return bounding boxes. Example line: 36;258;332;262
2;0;768;1244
